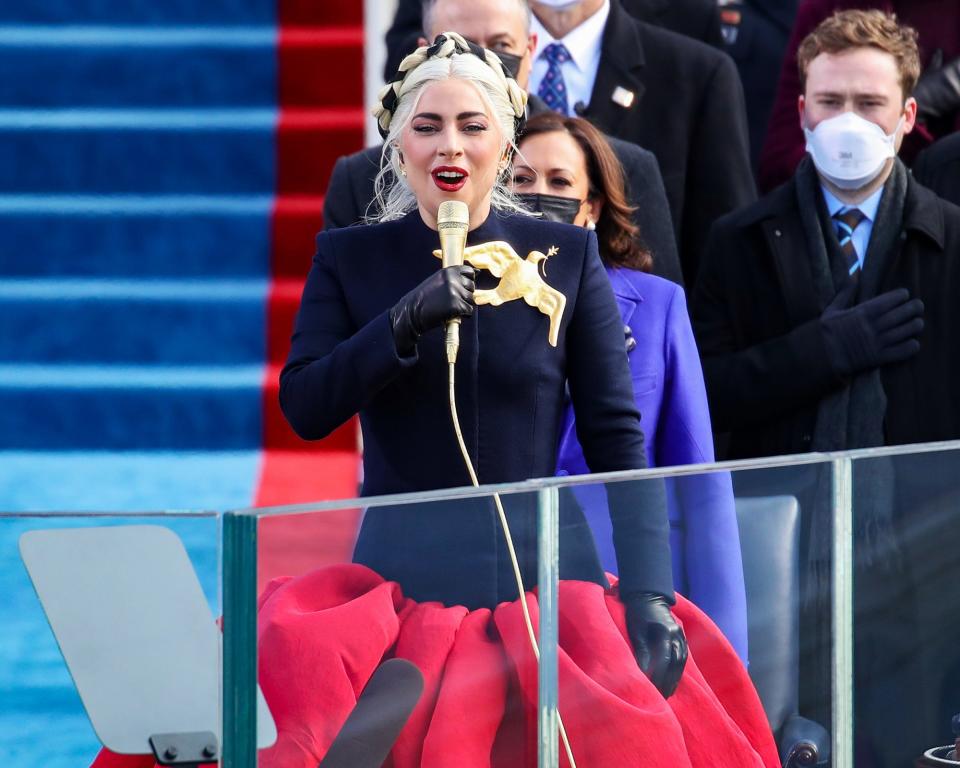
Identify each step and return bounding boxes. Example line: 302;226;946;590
277;108;366;195
0;278;267;364
0;27;277;108
279;27;364;109
0;450;260;511
0;364;263;449
0;195;271;278
0;108;362;194
0;109;274;194
267;277;303;364
0;27;364;109
272;195;325;279
0;0;276;25
281;1;363;27
261;364;359;452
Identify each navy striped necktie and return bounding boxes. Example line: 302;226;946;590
833;207;867;278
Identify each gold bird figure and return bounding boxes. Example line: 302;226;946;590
433;240;566;346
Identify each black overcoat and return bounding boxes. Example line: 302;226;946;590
913;132;960;209
691;172;960;460
621;0;723;48
583;0;756;287
321;96;684;286
280;208;673;609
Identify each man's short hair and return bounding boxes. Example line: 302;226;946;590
797;10;921;99
421;0;532;40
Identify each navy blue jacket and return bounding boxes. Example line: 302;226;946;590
280;209;673;609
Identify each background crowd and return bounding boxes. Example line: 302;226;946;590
315;1;960;766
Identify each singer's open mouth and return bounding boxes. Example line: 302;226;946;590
431;166;468;191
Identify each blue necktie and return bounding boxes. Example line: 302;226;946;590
833;207;867;278
537;43;572;115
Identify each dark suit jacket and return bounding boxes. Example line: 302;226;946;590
691;171;960;460
584;0;756;287
621;0;723;48
913;132;960;208
383;0;723;82
322;96;684;285
719;0;798;170
281;208;673;608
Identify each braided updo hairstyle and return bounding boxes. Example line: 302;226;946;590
368;32;531;223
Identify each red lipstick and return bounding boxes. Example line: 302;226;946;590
431;165;469;191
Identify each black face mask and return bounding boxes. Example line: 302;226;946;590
493;49;525;81
516;193;583;225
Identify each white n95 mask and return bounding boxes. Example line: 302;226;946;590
803;111;904;190
534;0;583;8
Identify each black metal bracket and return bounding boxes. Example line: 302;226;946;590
149;732;219;767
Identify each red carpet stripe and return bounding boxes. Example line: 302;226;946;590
256;0;365;584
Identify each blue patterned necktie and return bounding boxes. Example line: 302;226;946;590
537;42;572;115
833;207;867;278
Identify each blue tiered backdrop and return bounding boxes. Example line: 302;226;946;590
0;2;283;764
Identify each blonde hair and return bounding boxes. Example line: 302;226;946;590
798;10;921;99
368;33;530;222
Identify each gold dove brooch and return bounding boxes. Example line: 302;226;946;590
433;241;567;347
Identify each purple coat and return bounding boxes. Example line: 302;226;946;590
557;267;748;662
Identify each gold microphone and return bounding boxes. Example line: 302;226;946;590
437;200;470;364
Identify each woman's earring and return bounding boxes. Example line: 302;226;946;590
399;166;407;177
586;219;596;231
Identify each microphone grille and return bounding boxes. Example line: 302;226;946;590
437;200;469;229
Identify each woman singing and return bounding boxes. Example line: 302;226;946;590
93;34;776;768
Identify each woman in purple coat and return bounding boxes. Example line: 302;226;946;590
512;113;748;662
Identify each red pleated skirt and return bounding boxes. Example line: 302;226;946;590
92;563;778;768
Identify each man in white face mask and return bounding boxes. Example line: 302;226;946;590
692;11;960;767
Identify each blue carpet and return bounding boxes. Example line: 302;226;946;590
0;365;264;449
0;195;273;278
0;111;276;194
0;0;276;25
0;27;277;108
0;4;280;764
0;278;267;363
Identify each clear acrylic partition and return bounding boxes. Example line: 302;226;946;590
225;440;960;768
13;441;960;767
1;509;220;768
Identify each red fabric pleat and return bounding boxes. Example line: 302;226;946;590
91;565;779;768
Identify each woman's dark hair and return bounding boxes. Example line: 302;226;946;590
518;112;652;272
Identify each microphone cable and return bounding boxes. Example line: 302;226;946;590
447;359;578;768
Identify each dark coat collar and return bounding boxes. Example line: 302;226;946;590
584;0;646;135
741;164;946;251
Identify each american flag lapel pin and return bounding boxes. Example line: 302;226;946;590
611;86;635;108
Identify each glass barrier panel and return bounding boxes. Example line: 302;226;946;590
553;458;835;768
235;485;558;768
852;444;960;767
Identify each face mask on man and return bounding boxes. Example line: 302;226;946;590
534;0;583;10
803;110;904;190
492;49;524;81
516;192;583;224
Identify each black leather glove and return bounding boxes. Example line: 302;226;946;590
820;286;923;377
624;593;688;698
914;50;960;123
389;266;475;355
